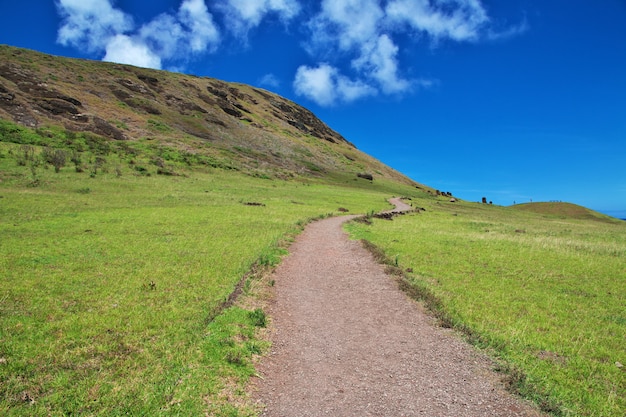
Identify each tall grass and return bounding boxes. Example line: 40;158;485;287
0;140;413;415
346;199;626;416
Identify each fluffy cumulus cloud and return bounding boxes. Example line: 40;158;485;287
220;0;301;36
56;0;134;52
177;0;221;53
56;0;302;70
56;0;219;69
385;0;489;41
103;35;161;69
295;0;499;106
56;0;521;106
308;0;384;52
294;64;376;106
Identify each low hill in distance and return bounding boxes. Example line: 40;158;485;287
0;44;421;188
511;201;622;224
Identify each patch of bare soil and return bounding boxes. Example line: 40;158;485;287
252;198;544;416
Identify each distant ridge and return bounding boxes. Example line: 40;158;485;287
511;202;622;223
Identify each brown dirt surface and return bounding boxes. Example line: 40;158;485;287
252;198;544;416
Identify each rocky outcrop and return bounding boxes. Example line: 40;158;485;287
0;45;422;186
266;96;352;146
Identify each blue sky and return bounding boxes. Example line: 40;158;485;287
1;1;625;217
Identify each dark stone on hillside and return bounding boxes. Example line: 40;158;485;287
0;91;16;102
0;64;83;109
220;104;243;118
288;119;307;132
357;172;374;181
90;117;126;140
0;82;39;127
269;97;352;146
0;63;34;85
198;93;216;106
116;78;155;97
136;74;159;86
227;87;257;105
71;113;90;123
233;102;250;113
252;88;273;100
59;95;82;106
35;98;80;115
205;114;227;127
111;85;161;115
111;88;131;101
165;94;207;115
207;84;228;99
0;83;16;102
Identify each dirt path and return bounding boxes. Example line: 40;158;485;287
252;198;543;416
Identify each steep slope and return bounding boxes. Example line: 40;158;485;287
0;44;419;186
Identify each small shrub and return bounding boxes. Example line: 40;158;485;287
248;308;266;328
17;145;35;166
134;166;149;175
225;350;245;366
71;151;83;172
50;149;67;173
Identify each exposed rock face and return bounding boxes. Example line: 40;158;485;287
266;95;351;145
0;48;354;149
0;45;422;185
91;117;126;141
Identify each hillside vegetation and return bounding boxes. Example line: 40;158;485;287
1;45;624;416
0;44;419;186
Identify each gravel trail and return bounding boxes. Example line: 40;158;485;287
253;198;543;416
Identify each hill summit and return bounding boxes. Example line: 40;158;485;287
0;45;418;186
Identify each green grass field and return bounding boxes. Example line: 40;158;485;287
0;139;416;416
2;119;625;416
346;198;626;416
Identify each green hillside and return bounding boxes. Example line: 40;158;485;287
0;44;422;187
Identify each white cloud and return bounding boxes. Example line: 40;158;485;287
487;17;529;41
309;0;384;51
56;0;523;105
259;73;281;88
294;63;376;106
178;0;220;52
103;35;162;69
385;0;489;42
296;0;503;105
353;34;410;94
139;14;185;61
220;0;301;36
56;0;134;52
56;0;220;70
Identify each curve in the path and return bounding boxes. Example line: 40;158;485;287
253;199;543;417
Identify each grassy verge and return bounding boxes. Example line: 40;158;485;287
345;198;626;416
0;138;416;415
